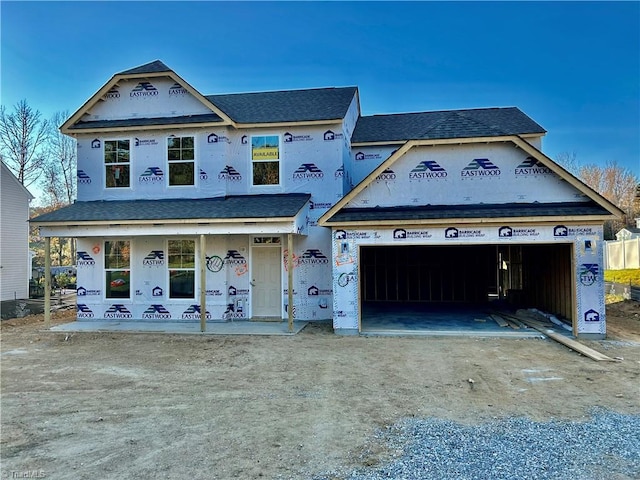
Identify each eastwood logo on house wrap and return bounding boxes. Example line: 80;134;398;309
224;250;247;266
208;133;231;144
199;168;209;180
77;251;95;266
143;250;164;266
103;86;120;99
335;165;344;178
444;227;485;239
135;138;158;147
393;228;432;239
77;170;92;184
104;304;133;319
298;249;329;265
91;139;101;149
461;158;500;177
218;166;242;181
354;151;382;161
584;309;600;322
77;304;94;319
283;132;312;142
307;285;332;296
579;264;599;286
142;305;172;320
130;82;158;97
139;167;163;182
293;163;324;180
168;82;188;95
376;169;396;181
498;226;539;238
182;305;212;320
77;287;100;296
554;225;596;237
515;157;553;175
409;161;448;179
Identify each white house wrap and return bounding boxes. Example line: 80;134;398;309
31;61;622;339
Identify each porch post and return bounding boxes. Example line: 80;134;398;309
199;234;206;332
287;233;293;332
44;236;51;328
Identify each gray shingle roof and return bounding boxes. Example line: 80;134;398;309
327;201;609;223
117;60;172;75
31;194;311;223
68;113;224;130
205;87;358;124
351;107;546;143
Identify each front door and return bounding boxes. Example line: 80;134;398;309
252;239;282;319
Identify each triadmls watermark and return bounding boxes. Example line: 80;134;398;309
7;470;46;479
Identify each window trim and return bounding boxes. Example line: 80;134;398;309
104;138;131;189
167;135;196;188
104;239;131;301
250;134;282;188
167;238;197;300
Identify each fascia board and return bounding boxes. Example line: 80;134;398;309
511;137;625;218
318;140;415;226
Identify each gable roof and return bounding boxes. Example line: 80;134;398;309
61;60;358;134
352;107;546;144
1;161;34;200
60;61;235;134
30;194;311;225
319;136;623;226
205;86;358;124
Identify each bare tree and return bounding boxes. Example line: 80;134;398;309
577;161;638;238
555;151;579;176
40;110;76;207
0;99;49;186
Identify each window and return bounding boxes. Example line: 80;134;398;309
251;135;280;185
167;136;194;186
104;140;130;188
105;241;130;298
168;239;195;299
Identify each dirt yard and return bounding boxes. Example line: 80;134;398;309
1;301;639;479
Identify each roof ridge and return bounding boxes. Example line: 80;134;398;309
117;60;172;75
205;85;357;98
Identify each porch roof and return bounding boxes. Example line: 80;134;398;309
31;193;311;225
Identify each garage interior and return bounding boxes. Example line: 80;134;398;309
359;244;573;334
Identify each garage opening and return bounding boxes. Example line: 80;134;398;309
360;244;572;333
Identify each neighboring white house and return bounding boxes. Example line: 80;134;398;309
31;60;623;339
1;161;34;301
615;226;640;241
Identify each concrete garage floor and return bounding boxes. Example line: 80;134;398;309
360;302;544;338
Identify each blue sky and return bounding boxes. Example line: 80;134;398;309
2;1;639;177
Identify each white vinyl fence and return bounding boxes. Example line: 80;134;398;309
604;238;640;270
